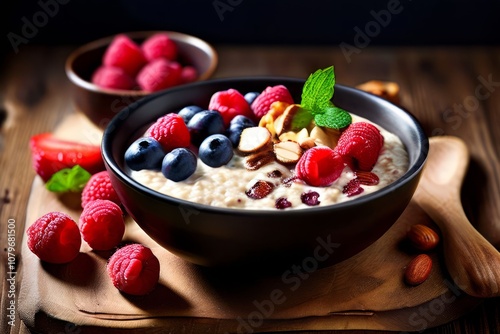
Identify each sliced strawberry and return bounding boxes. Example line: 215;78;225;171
30;133;104;182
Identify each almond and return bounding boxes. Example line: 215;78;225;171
298;137;316;150
310;126;333;148
243;150;275;171
238;127;272;154
274;141;303;164
274;104;300;136
356;80;400;105
404;254;433;286
407;224;440;251
279;131;298;142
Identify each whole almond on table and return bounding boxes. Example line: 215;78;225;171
356;80;400;105
404;254;433;286
407;224;440;251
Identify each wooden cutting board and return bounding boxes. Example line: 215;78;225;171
18;113;482;333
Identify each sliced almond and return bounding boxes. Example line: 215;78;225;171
274;141;303;164
244;150;275;171
298;137;316;150
310;126;333;148
279;131;298;142
273;114;286;137
296;127;309;142
238;127;272;154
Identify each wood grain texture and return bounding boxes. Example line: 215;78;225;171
1;45;500;334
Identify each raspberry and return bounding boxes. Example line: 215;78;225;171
81;171;121;208
79;199;125;250
180;66;198;84
136;59;182;92
141;33;178;62
251;85;294;118
146;113;191;152
26;212;81;264
343;178;364;197
295;146;345;187
208;89;254;127
107;244;160;295
91;66;135;90
103;34;146;76
335;122;384;171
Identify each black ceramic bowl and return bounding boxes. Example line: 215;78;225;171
102;78;428;268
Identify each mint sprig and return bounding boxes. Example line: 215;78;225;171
301;66;336;114
314;106;352;129
45;165;91;193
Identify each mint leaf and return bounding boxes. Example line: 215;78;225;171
301;66;336;114
291;106;314;130
45;165;91;193
314;106;352;129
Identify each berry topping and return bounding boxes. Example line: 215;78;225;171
27;212;81;264
246;180;274;199
125;137;166;171
244;91;260;105
161;148;197;182
178;105;204;124
251;85;294;118
180;66;198;84
208;88;254;127
79;200;125;251
187;110;225;146
141;33;177;62
81;171;121;209
295;146;346;187
275;197;292;209
103;34;146;76
136;59;182;92
267;170;283;178
355;171;380;185
198;134;234;168
335;122;384;171
343;178;364;197
30;133;104;182
91;66;135;90
226;115;256;147
147;113;191;152
301;191;321;206
107;244;160;295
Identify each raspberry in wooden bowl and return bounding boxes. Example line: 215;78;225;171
101;71;428;268
65;31;218;129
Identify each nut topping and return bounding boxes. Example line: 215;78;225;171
238;127;272;154
274;141;303;164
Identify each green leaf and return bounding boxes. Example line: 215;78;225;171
45;165;92;193
314;106;352;129
301;66;336;114
291;106;314;131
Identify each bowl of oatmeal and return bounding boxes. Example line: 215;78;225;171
102;76;428;267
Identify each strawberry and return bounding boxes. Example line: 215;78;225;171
208;88;254;127
335;122;384;171
30;133;104;182
251;85;294;118
295;146;346;187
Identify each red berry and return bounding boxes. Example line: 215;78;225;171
91;66;135;90
136;59;182;92
251;85;294;118
141;33;178;62
343;178;364;197
79;199;125;250
103;34;146;76
146;113;190;152
335;122;384;171
81;171;121;208
295;146;346;187
107;244;160;295
30;133;104;182
27;212;81;264
180;66;198;84
208;88;254;127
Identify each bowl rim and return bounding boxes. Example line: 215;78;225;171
65;30;218;96
102;76;429;216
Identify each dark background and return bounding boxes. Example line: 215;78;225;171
3;0;500;56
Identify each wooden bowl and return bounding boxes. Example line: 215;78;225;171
65;31;218;128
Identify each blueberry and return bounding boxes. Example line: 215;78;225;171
178;105;203;124
161;148;197;182
244;91;260;105
125;137;166;171
187;110;225;146
226;115;256;147
198;134;234;168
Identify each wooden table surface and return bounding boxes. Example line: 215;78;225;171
1;45;499;333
